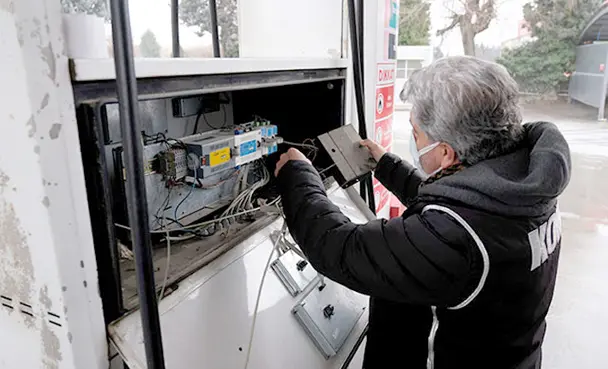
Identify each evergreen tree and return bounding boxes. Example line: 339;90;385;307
399;0;430;45
61;0;109;21
498;0;597;94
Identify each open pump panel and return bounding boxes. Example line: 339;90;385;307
73;61;372;368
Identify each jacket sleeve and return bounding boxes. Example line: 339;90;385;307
374;153;424;206
277;160;481;307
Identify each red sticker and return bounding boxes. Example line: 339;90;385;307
374;117;393;149
375;85;395;121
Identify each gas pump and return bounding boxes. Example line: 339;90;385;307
0;0;398;368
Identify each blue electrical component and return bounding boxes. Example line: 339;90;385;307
239;140;257;156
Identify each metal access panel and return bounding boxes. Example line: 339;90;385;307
318;125;376;188
292;280;367;359
271;247;318;296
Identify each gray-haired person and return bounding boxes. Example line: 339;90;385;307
274;56;571;369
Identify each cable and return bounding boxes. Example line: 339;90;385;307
318;164;337;177
158;217;172;300
281;140;318;151
114;197;281;234
193;110;203;134
153;185;174;229
281;140;319;161
173;161;198;223
243;221;288;369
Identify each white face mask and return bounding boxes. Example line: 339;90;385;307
410;132;442;178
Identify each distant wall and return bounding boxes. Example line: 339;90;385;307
569;43;608;108
395;45;432;107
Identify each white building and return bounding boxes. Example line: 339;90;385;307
395;45;433;108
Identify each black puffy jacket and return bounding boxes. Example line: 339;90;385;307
277;122;571;369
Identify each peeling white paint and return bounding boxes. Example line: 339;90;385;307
0;2;106;369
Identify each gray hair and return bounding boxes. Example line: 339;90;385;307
400;56;523;165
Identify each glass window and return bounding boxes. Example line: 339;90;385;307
397;69;406;78
61;0;240;58
407;68;419;78
408;60;423;69
179;0;240;57
397;60;407;69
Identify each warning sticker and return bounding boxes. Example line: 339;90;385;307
209;147;231;167
376;85;394;121
375;117;393;149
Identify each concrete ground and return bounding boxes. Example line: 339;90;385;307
390;100;608;369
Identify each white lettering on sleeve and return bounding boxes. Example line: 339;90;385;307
529;209;562;271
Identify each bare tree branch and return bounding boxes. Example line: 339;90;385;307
437;14;461;36
473;0;496;33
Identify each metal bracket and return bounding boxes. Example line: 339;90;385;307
318;124;376;188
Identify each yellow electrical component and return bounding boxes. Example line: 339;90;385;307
209;147;231;167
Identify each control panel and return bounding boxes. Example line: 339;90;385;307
155;120;282;181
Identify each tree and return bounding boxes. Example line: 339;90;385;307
61;0;109;21
497;0;597;94
437;0;496;56
399;0;431;45
139;30;162;58
179;0;239;57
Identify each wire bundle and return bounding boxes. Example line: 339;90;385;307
221;162;271;220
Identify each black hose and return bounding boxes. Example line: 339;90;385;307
109;0;166;368
340;324;369;369
209;0;221;57
347;0;376;214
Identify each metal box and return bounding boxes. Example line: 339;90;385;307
292;280;367;359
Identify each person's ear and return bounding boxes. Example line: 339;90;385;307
439;143;459;168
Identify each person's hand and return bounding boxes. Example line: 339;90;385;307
360;139;386;162
275;148;311;177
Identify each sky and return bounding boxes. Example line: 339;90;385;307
105;0;529;55
431;0;529;55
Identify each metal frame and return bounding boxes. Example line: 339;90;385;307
169;0;220;58
76;69;348;369
171;0;180;57
93;1;366;368
72;68;345;104
75;104;125;323
109;0;166;368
